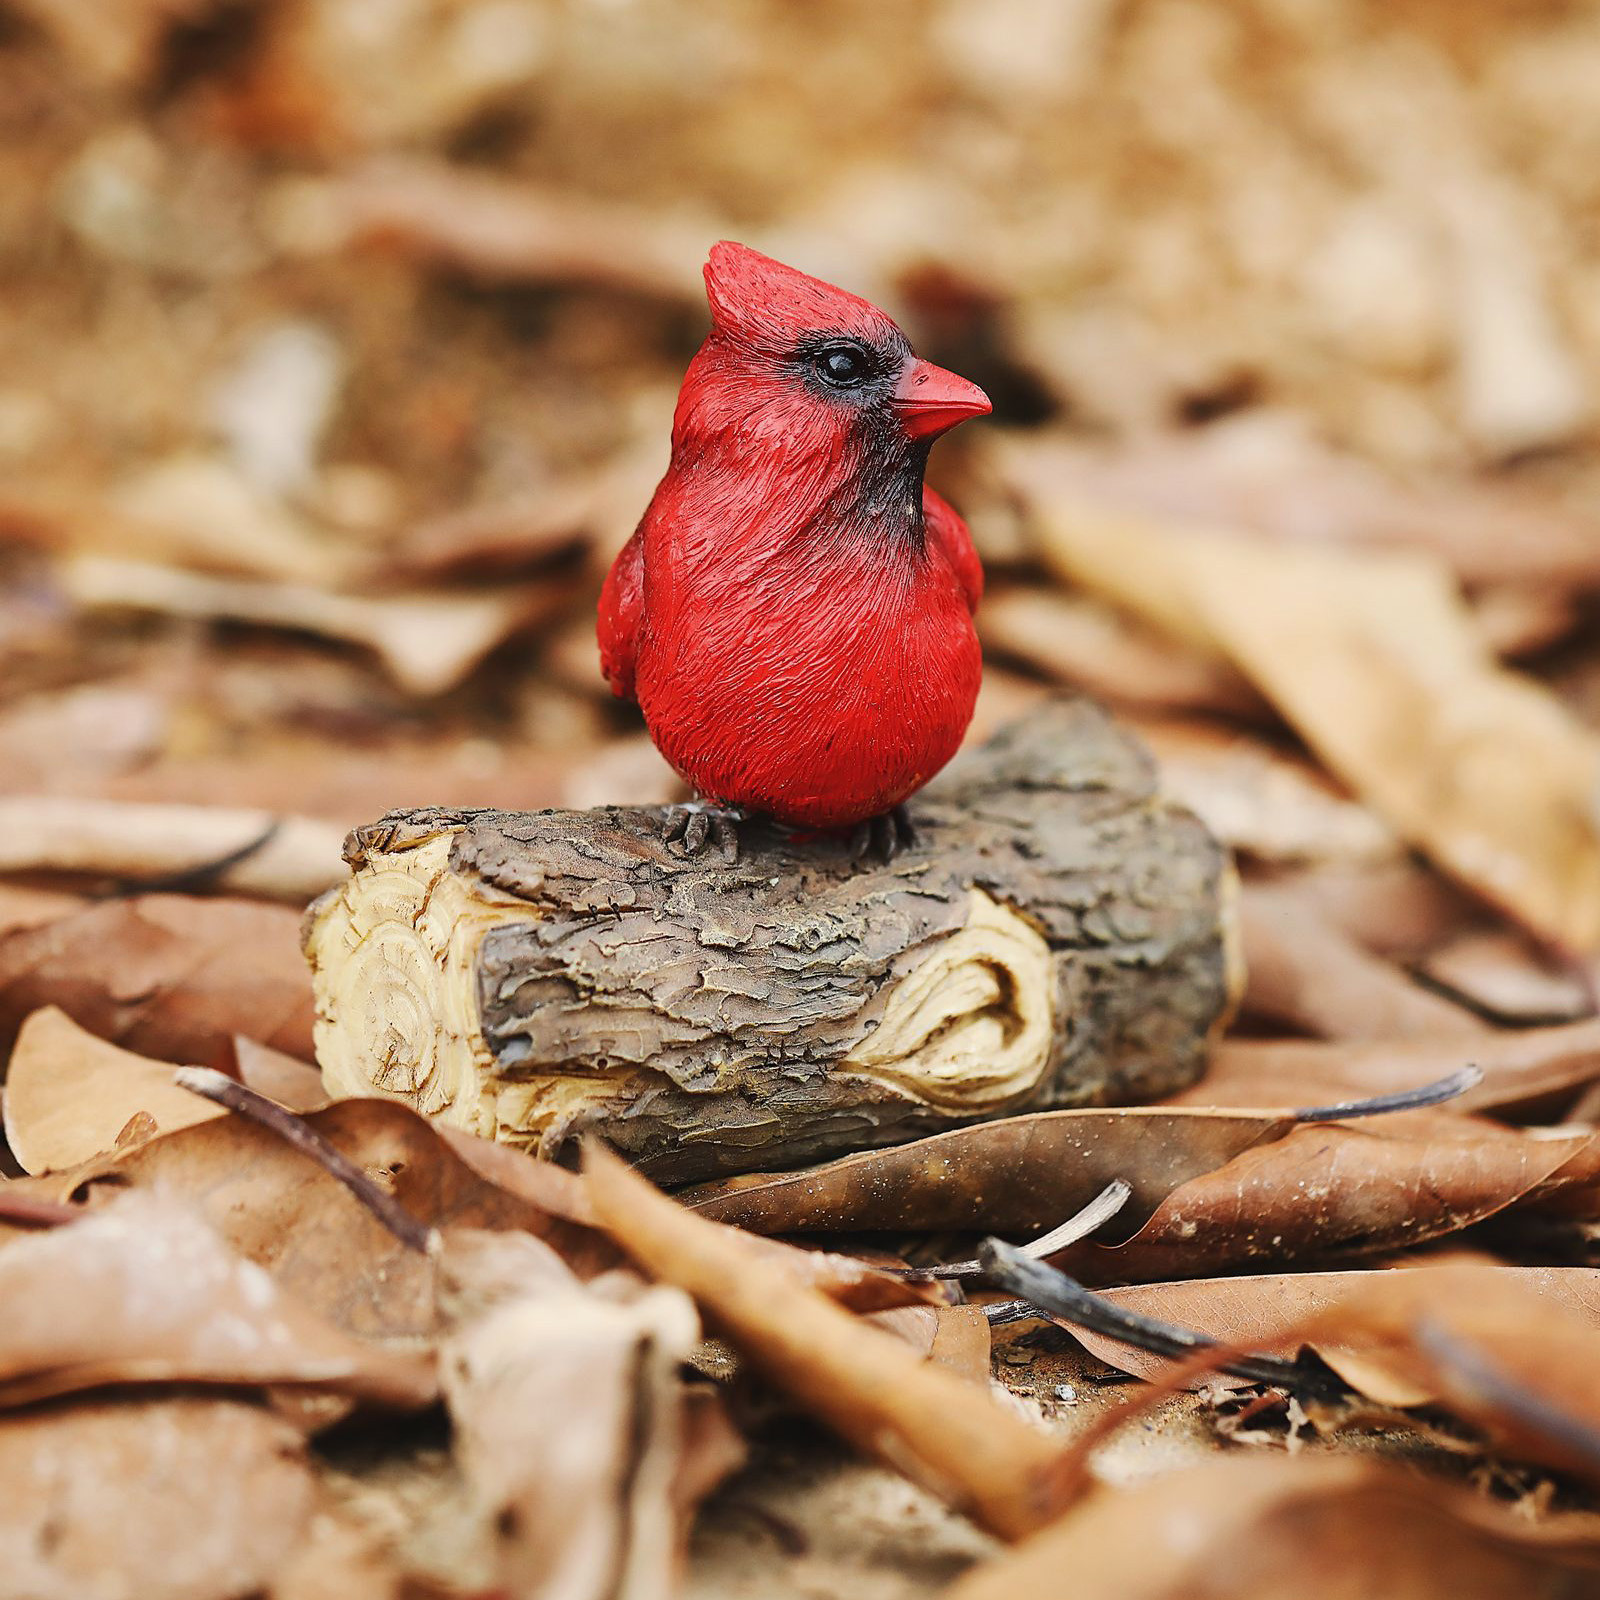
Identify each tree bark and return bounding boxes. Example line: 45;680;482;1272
305;697;1240;1183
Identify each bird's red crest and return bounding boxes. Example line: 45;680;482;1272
703;241;900;352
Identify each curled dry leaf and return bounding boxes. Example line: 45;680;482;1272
0;797;347;902
0;1397;318;1600
3;1006;222;1174
1055;1118;1595;1283
439;1229;725;1600
0;892;316;1063
682;1107;1299;1237
946;1453;1600;1600
1170;1015;1600;1119
58;553;573;697
0;1191;436;1409
583;1144;1068;1543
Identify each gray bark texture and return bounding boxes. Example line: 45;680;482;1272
312;696;1237;1183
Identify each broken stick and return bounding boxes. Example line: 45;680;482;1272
305;697;1239;1182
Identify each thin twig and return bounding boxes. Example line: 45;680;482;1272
1293;1065;1483;1123
977;1237;1324;1392
894;1179;1133;1281
174;1067;434;1253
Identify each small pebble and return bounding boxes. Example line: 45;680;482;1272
1054;1384;1078;1405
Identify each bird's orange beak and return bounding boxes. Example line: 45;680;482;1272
892;359;992;440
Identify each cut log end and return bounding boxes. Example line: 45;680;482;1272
306;697;1240;1182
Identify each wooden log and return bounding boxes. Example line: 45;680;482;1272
304;697;1240;1183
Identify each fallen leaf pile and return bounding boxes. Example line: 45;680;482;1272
11;1;1600;1596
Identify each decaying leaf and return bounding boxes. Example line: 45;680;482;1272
0;1191;436;1409
439;1228;725;1600
683;1107;1298;1238
0;893;316;1063
584;1144;1067;1543
3;1006;223;1174
0;1397;318;1600
946;1453;1600;1600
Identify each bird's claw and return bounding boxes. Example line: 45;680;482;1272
664;801;744;862
850;805;917;864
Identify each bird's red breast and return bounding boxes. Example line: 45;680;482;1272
598;242;990;831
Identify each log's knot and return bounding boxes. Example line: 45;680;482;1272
840;890;1052;1112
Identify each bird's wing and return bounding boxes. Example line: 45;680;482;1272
923;485;984;613
597;522;646;701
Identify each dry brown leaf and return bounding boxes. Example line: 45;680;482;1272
1418;929;1595;1026
1238;881;1486;1040
231;1035;331;1112
0;885;89;938
3;1006;222;1174
1056;1118;1594;1283
979;587;1265;719
1058;1257;1600;1489
0;893;316;1064
440;1126;940;1315
583;1143;1067;1543
1008;444;1600;952
0;1191;436;1408
1184;543;1600;954
1065;1265;1600;1405
997;425;1600;590
947;1453;1600;1600
439;1228;721;1600
683;1107;1299;1238
58;553;572;697
1131;715;1400;866
0;1396;318;1600
870;1304;993;1384
10;1098;613;1338
1170;1016;1600;1120
312;158;710;301
0;797;347;902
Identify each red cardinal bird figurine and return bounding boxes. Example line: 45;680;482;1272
598;242;990;858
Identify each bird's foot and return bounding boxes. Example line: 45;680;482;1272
664;800;746;861
850;804;917;865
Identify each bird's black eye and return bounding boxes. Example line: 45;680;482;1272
813;342;872;389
